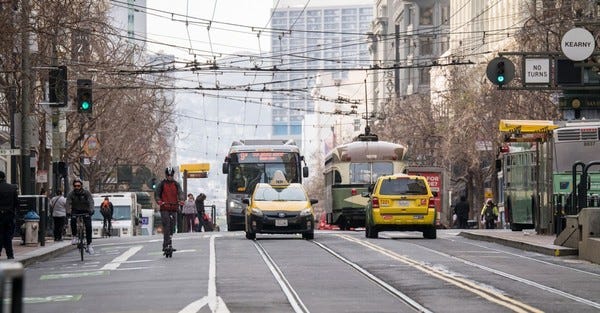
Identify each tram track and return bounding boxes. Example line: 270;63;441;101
331;234;545;313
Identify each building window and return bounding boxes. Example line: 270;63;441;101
419;67;430;85
419;36;433;55
420;6;433;25
273;124;288;136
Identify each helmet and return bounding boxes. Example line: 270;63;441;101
165;167;175;177
72;178;83;186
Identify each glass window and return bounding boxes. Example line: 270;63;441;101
254;185;307;201
420;6;433;25
379;178;428;195
273;124;288;136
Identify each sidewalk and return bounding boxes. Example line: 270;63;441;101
0;237;76;267
458;229;578;257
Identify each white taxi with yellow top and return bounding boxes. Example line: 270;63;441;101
242;170;317;240
362;173;437;239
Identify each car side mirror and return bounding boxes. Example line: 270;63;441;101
432;191;438;197
222;163;229;174
310;199;318;205
361;191;370;198
242;198;250;205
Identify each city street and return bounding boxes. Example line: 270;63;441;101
21;230;600;313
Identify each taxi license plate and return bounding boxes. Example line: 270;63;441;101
397;200;410;207
275;219;288;227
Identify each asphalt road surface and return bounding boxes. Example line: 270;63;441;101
22;230;600;313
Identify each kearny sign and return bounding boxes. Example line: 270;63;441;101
561;28;595;61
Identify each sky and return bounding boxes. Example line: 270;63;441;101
144;0;276;201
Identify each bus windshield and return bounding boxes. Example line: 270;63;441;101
228;162;300;194
349;162;394;184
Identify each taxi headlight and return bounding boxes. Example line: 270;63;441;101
229;200;243;209
251;208;263;217
300;208;313;217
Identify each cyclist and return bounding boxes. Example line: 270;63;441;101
66;179;95;254
155;167;184;254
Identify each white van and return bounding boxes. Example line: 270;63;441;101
91;192;140;238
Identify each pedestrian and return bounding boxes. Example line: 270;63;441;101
155;167;184;254
454;196;470;229
0;171;18;259
49;190;67;241
182;194;197;232
100;196;114;237
66;179;95;254
195;193;207;232
480;199;499;229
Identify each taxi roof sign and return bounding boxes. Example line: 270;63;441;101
269;170;289;186
179;163;210;172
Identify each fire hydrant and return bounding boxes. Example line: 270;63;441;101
23;211;40;246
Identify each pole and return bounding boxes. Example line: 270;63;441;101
394;24;400;98
20;0;34;195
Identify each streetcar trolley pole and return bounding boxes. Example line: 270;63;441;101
0;262;24;313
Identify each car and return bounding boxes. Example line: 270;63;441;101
362;173;437;239
242;170;317;240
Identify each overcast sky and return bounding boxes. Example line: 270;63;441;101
145;0;275;200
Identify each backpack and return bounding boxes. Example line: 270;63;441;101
101;201;111;216
484;204;496;220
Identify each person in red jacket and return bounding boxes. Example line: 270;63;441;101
155;167;184;253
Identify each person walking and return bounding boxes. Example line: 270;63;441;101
49;190;67;241
0;171;18;259
480;199;499;229
182;194;197;232
66;179;95;254
454;196;470;229
100;196;114;237
155;167;184;253
195;193;207;232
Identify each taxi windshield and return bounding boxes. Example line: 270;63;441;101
254;186;307;201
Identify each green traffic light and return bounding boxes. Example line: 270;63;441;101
81;101;90;110
497;75;505;83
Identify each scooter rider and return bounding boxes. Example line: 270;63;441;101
155;167;184;253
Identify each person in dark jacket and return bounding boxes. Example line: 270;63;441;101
155;167;184;253
100;196;114;237
454;196;470;229
0;171;19;259
66;178;95;254
195;193;207;232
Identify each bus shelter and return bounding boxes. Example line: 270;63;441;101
498;120;558;234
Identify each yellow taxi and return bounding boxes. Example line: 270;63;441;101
242;170;317;240
362;173;437;239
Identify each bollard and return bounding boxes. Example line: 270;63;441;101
0;262;24;313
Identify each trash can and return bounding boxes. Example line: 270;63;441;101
23;211;40;246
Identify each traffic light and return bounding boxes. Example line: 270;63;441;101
149;177;157;189
76;79;93;113
49;65;68;107
486;57;515;86
496;61;505;84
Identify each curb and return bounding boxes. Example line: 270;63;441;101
459;232;579;257
16;244;77;268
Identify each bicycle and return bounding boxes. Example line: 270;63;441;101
72;213;88;261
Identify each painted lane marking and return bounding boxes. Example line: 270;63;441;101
338;234;543;313
101;246;143;270
179;235;229;313
417;243;600;310
40;271;107;280
23;295;82;304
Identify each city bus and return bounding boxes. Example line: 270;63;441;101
323;132;407;230
499;120;600;232
222;139;309;231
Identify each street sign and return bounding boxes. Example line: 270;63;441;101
180;163;210;172
186;172;208;178
561;28;595;61
524;58;550;84
0;148;21;156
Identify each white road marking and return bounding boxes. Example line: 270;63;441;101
179;235;230;313
101;246;143;270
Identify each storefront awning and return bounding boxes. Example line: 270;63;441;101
499;120;558;133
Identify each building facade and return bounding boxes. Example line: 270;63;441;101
270;0;373;147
